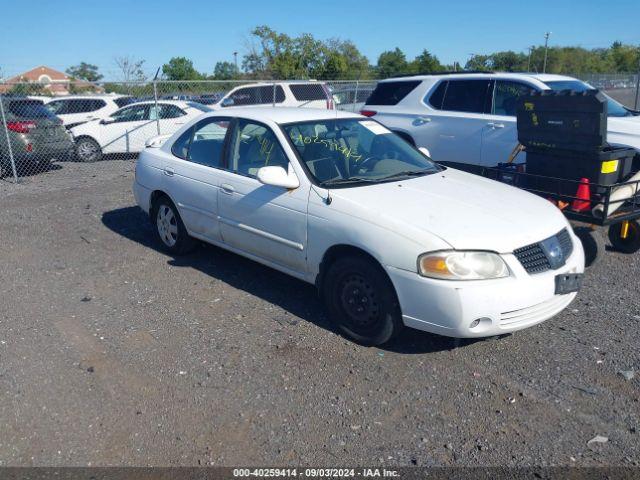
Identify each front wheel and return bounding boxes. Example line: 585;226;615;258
322;255;402;346
75;137;102;162
573;226;605;268
608;220;640;254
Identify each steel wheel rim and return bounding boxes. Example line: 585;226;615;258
156;205;178;247
338;273;380;332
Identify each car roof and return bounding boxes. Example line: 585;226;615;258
380;72;578;83
48;94;127;100
123;100;193;108
203;107;360;124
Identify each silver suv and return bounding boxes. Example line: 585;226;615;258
362;72;640;170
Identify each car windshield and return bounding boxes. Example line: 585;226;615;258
186;101;213;112
544;80;633;117
283;118;440;186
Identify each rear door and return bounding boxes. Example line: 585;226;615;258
412;79;493;168
480;80;536;167
288;83;332;109
161;117;232;241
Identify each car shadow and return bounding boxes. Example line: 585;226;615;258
102;206;479;354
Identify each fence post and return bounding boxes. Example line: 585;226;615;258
153;79;161;135
353;80;360;112
634;61;640;110
272;82;276;107
0;93;19;183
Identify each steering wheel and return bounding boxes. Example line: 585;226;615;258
355;155;381;175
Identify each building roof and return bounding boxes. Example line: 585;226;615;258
6;65;69;83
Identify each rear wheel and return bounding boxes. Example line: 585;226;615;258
323;255;402;346
75;137;102;162
608;220;640;254
151;195;197;255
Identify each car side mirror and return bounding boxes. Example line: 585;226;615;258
221;98;234;107
419;147;432;158
100;117;115;125
257;166;299;189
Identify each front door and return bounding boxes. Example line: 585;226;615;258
99;104;150;153
217;119;308;274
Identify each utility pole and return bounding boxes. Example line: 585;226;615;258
543;32;551;73
634;46;640;110
527;46;534;72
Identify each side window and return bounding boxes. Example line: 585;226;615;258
171;128;193;160
225;86;286;106
150;104;186;120
492;81;534;116
440;80;492;114
427;81;447;109
188;118;230;168
46;101;66;114
228;120;288;177
111;105;148;123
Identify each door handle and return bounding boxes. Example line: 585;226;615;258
221;183;235;195
163;167;175;176
487;122;505;129
414;116;432;125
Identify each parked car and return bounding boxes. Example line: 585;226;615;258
361;73;640;170
45;95;132;129
133;107;585;345
332;85;376;112
70;101;210;162
213;82;334;109
0;97;74;176
193;92;226;105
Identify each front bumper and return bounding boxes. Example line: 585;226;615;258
386;230;585;338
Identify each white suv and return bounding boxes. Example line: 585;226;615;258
362;73;640;169
214;81;334;110
45;95;133;129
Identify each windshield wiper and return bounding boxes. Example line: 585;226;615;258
378;169;432;181
319;177;380;187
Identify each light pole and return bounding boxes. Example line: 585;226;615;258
233;51;238;72
527;46;534;72
543;32;551;73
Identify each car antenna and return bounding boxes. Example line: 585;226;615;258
311;185;332;205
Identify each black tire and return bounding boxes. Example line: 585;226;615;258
608;220;640;254
75;137;102;162
322;255;402;346
573;226;605;267
150;195;197;255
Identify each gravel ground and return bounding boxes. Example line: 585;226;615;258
0;160;638;467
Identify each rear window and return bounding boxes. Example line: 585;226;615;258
365;81;421;105
8;100;57;119
289;84;328;101
114;97;135;108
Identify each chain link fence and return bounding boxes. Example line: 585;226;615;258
0;80;376;183
577;73;640;110
0;75;637;184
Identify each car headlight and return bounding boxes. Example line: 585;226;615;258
418;251;509;280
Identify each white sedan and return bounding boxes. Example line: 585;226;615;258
133;107;585;345
70;101;210;162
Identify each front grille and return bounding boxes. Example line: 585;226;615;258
513;228;573;274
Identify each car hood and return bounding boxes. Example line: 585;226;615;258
328;168;568;253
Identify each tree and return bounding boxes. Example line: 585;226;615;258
66;62;103;82
376;48;408;78
409;49;443;74
212;61;239;80
114;56;147;83
162;57;203;81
